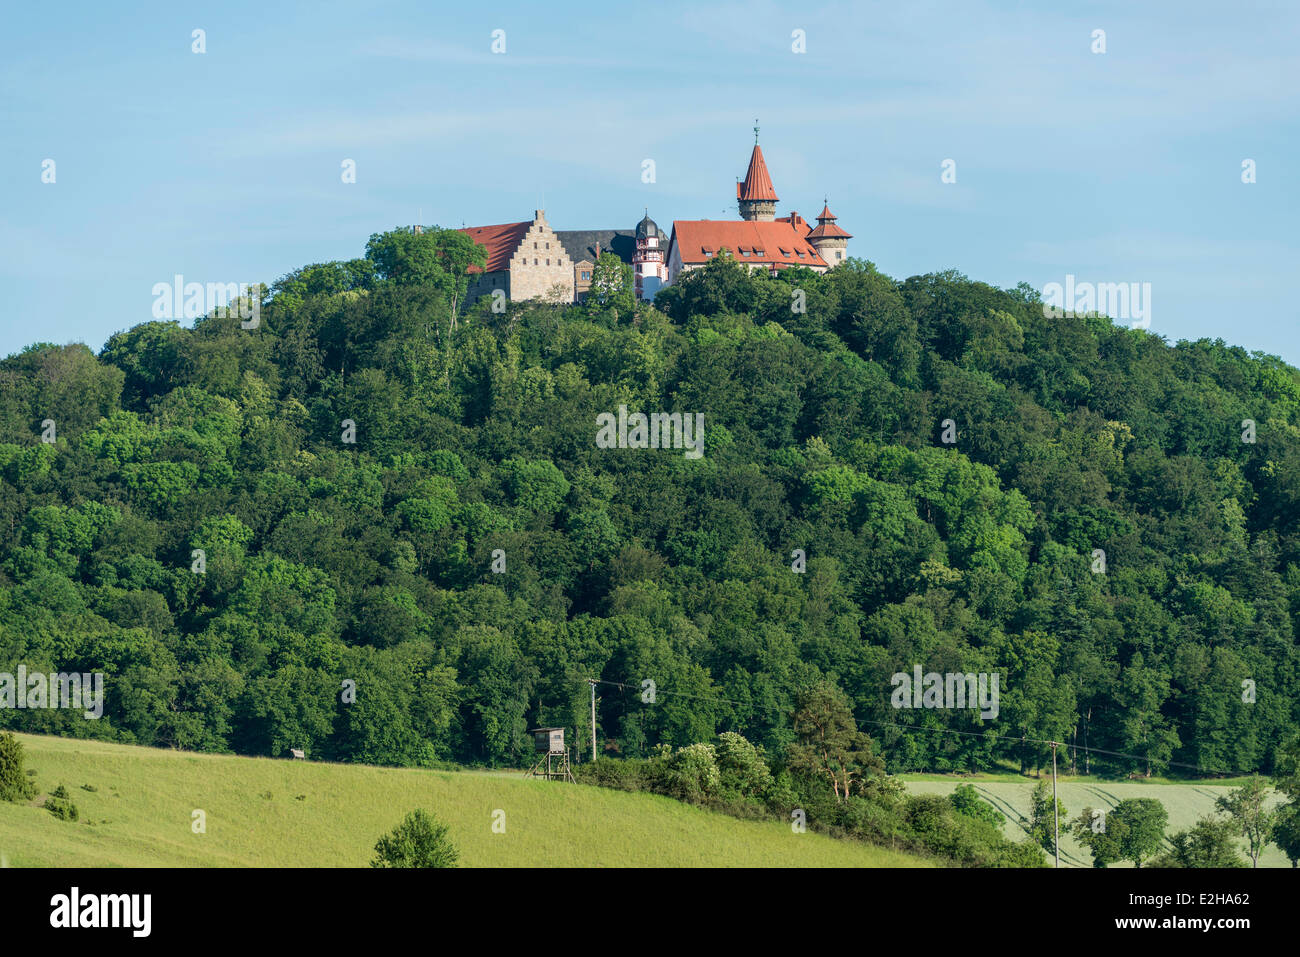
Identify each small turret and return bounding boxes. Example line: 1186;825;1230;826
807;200;851;267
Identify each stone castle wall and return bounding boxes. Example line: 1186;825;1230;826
508;213;575;302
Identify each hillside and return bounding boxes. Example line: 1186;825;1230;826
1;233;1299;784
0;733;926;867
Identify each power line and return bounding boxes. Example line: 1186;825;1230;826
586;676;1269;780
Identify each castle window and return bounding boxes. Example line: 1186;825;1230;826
534;242;538;249
534;258;538;265
582;271;591;280
754;249;765;256
546;259;550;265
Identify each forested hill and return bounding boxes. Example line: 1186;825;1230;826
1;229;1298;778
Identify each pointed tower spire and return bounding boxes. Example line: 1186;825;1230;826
738;126;778;221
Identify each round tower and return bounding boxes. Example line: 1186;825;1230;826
633;210;666;300
807;200;852;267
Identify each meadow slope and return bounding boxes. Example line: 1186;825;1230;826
0;734;926;868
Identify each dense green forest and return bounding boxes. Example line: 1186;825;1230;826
2;227;1299;786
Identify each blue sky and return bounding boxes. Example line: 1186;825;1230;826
3;0;1298;363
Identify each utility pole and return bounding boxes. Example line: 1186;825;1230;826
589;679;597;762
1051;741;1060;869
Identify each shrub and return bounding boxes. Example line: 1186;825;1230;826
838;794;907;848
715;732;773;799
905;794;971;862
660;743;720;803
43;796;79;821
996;838;1048;868
762;769;801;815
575;757;652;792
371;809;459;868
903;793;1043;867
950;783;1005;829
0;732;37;803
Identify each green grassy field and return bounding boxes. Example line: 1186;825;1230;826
0;734;927;868
901;775;1290;867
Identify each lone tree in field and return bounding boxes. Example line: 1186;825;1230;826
1152;815;1246;868
0;731;37;803
1111;798;1168;867
1215;776;1274;868
1074;799;1169;868
1071;806;1123;868
371;809;459;868
1025;780;1068;858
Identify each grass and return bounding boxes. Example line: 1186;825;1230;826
0;734;928;868
902;775;1290;868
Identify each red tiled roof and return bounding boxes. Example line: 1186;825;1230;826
807;221;852;240
807;203;851;240
739;145;778;202
458;221;530;273
776;212;810;234
669;220;826;268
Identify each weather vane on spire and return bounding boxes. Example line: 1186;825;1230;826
754;119;760;144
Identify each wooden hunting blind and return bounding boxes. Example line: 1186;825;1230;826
533;727;565;754
526;727;574;782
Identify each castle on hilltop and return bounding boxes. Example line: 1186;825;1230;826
456;131;851;308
